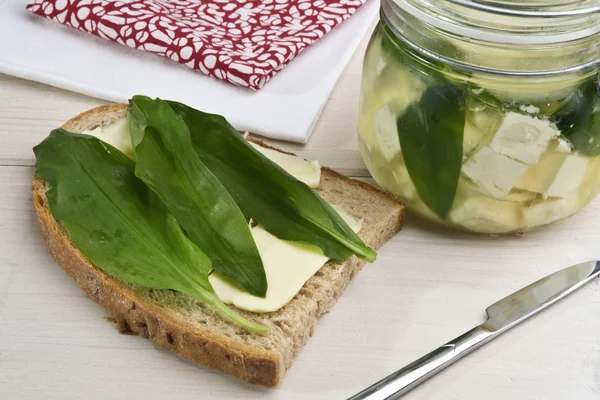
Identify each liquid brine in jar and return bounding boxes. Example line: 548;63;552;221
358;0;600;234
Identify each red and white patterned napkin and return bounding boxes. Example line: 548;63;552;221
26;0;367;90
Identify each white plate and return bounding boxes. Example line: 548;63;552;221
0;0;378;142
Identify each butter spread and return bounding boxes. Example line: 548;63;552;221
81;117;321;187
81;118;134;159
249;142;321;188
209;206;362;313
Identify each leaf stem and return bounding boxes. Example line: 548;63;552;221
215;303;269;334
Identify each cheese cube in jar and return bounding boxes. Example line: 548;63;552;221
357;2;600;234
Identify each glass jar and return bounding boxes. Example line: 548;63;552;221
358;0;600;234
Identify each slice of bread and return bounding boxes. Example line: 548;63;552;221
32;104;405;387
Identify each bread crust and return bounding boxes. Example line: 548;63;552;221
32;104;404;387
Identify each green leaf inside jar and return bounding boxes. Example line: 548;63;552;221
397;84;465;219
567;111;600;156
552;80;596;134
552;80;600;156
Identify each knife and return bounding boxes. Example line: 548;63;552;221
348;260;600;400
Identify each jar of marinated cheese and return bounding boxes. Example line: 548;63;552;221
358;0;600;234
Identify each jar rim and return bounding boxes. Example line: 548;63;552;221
381;7;600;77
448;0;600;18
392;0;600;45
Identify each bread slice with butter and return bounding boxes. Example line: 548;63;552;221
32;104;405;387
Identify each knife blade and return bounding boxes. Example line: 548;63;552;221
348;261;600;400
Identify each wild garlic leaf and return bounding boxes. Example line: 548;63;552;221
33;130;267;333
552;80;600;156
397;84;465;219
128;96;267;298
553;81;597;135
166;101;377;263
567;111;600;156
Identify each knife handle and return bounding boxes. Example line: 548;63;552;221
347;325;493;400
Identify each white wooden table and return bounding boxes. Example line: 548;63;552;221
1;31;600;400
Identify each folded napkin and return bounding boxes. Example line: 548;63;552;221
27;0;367;90
0;0;377;142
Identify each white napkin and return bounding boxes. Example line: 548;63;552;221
0;0;378;143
